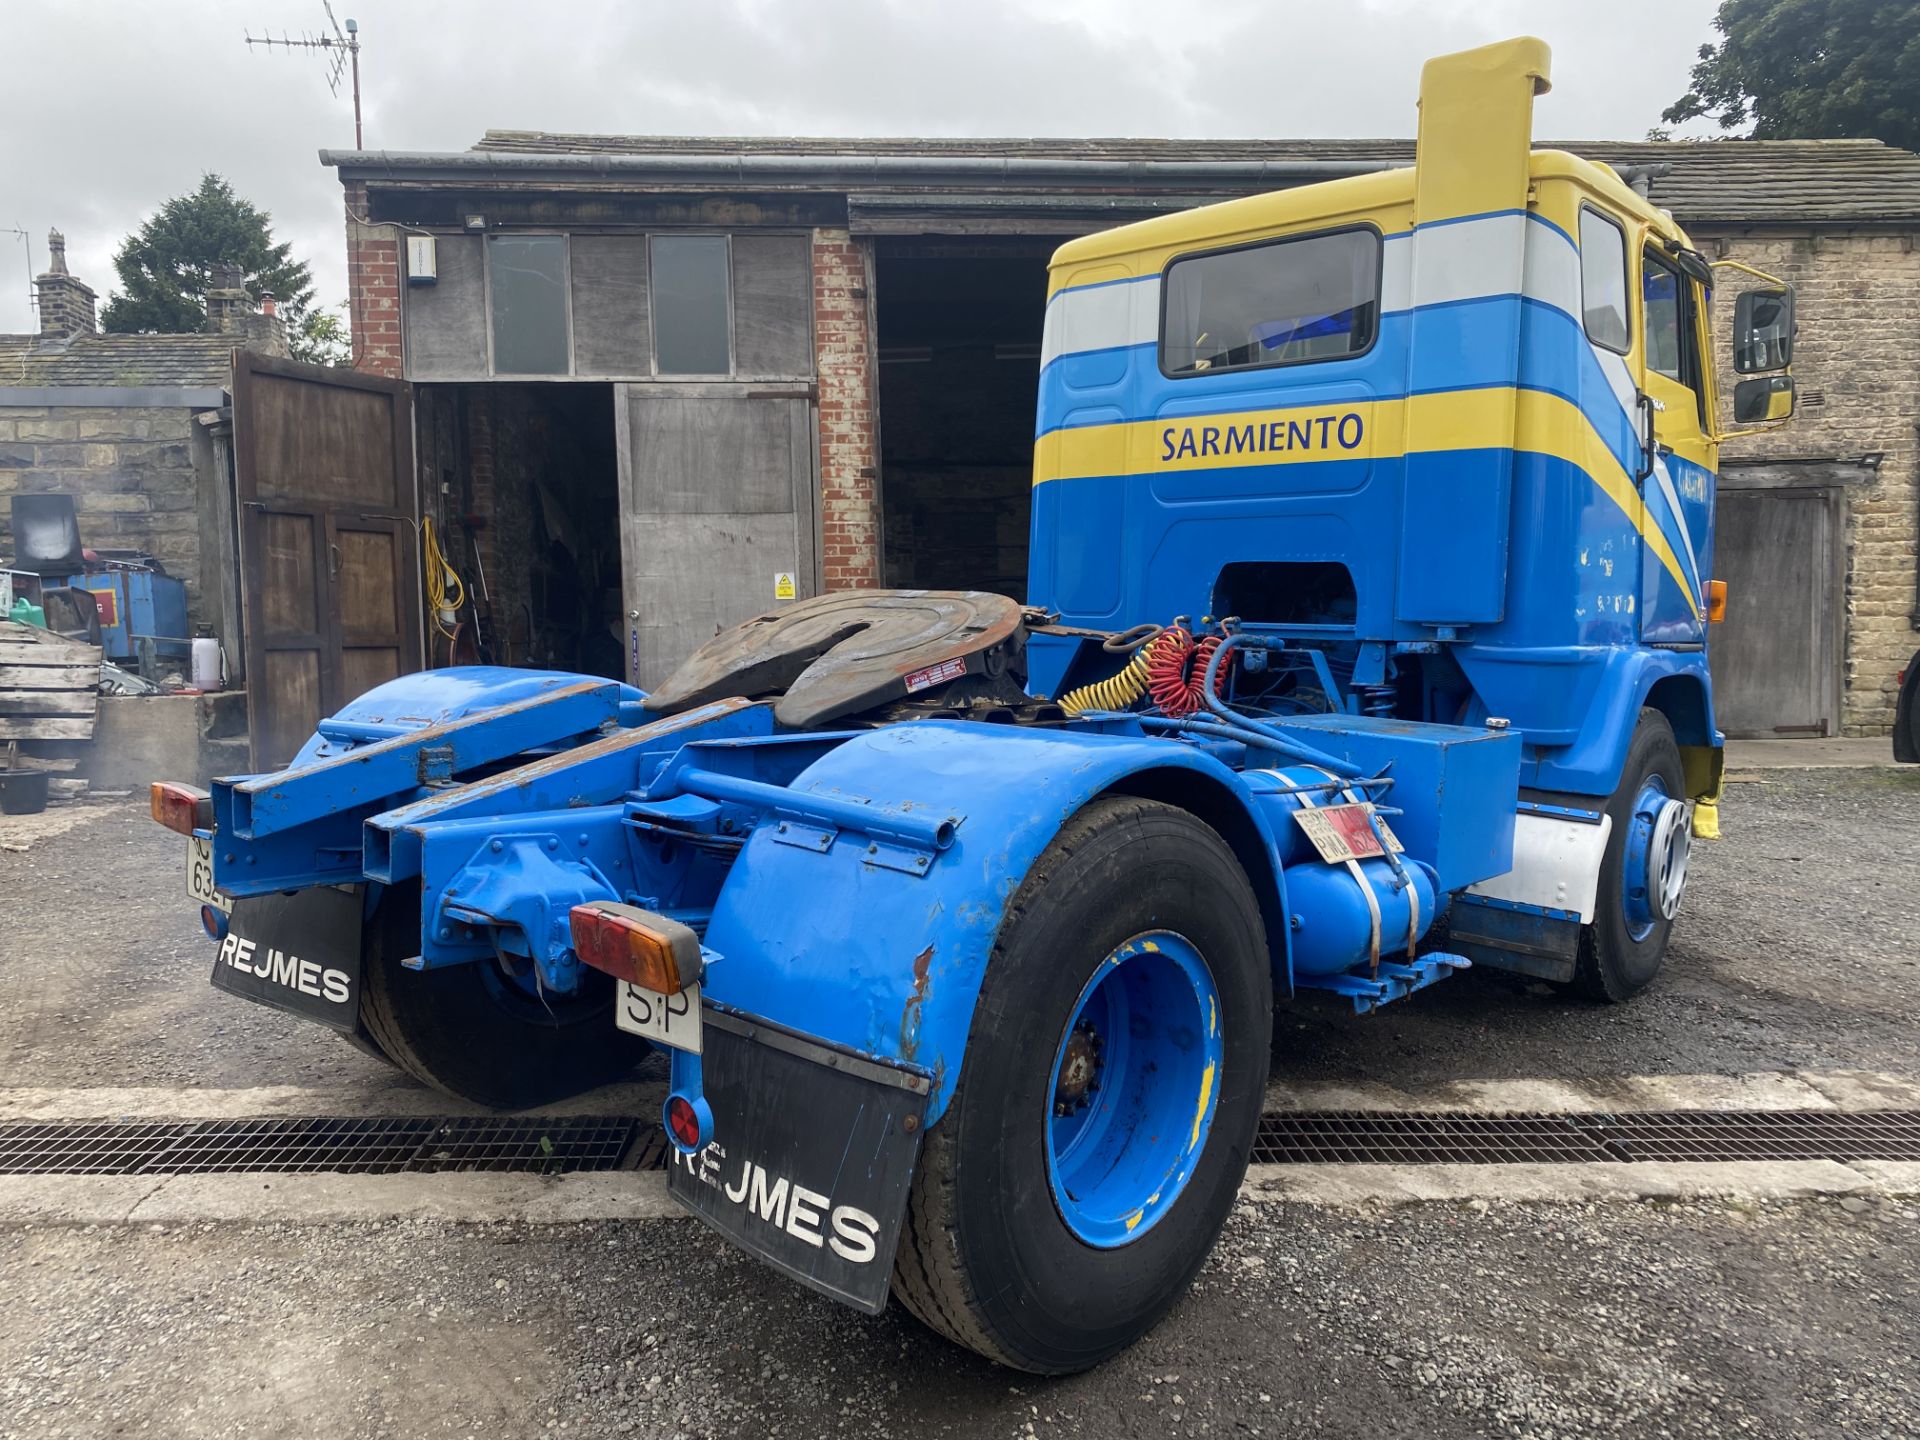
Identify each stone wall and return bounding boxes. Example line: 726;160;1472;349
0;404;215;627
1699;230;1920;735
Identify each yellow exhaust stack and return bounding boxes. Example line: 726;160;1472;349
1395;36;1553;627
1413;36;1552;226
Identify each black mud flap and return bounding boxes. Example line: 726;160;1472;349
668;1010;931;1315
210;885;364;1032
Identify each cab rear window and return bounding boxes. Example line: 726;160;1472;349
1161;228;1380;377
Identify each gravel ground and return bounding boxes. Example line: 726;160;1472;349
1;768;1918;1438
1;1196;1913;1439
4;769;1917;1095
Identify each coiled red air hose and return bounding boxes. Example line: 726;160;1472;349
1146;625;1230;717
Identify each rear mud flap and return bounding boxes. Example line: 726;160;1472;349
667;1011;931;1314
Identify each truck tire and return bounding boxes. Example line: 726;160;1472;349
358;883;648;1109
1574;708;1688;1002
892;795;1271;1373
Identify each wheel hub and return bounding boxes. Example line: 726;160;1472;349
1622;779;1691;939
1053;1021;1103;1116
1647;797;1691;921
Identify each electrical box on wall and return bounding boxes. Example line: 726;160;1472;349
406;235;438;285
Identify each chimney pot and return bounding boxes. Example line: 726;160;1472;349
34;226;96;337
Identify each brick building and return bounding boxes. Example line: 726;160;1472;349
0;233;290;654
327;135;1920;736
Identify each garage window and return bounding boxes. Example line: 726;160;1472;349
488;235;570;375
652;236;732;375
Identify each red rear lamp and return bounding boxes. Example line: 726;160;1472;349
150;782;214;836
569;902;704;994
666;1095;702;1149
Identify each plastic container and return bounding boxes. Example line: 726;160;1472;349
7;595;46;629
0;770;49;815
191;625;224;691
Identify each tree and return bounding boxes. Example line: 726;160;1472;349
297;305;352;367
100;174;346;364
1663;0;1920;151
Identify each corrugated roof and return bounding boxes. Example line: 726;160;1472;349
0;332;235;388
466;132;1920;224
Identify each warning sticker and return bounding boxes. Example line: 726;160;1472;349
774;572;797;601
903;657;967;693
1292;803;1404;864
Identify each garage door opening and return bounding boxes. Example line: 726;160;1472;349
876;239;1050;600
414;382;624;678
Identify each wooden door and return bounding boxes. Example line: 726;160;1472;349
233;352;419;768
1708;486;1843;738
613;383;816;689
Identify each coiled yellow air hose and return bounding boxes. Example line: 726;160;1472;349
1059;647;1152;717
1057;623;1166;717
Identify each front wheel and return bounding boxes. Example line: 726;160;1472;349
891;795;1271;1373
1574;709;1690;1002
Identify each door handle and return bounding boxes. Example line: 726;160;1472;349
328;542;340;579
1634;392;1657;482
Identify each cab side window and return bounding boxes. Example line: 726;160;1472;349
1578;209;1630;353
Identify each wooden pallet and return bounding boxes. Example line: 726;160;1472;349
0;621;100;743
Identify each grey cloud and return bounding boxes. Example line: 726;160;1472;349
0;0;1722;335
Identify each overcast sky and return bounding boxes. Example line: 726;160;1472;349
0;0;1729;334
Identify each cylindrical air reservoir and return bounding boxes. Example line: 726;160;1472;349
1240;766;1440;976
1283;854;1439;977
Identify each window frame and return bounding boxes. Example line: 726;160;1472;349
1576;205;1632;357
1156;222;1385;381
482;230;575;378
1641;242;1711;430
648;232;736;378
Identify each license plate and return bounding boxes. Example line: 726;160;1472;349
616;980;703;1053
186;836;233;913
1293;801;1405;864
210;886;363;1032
668;1014;929;1314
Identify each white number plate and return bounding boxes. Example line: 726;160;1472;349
616;980;703;1053
186;836;233;914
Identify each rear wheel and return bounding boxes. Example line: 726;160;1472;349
1574;709;1689;1002
359;884;648;1109
891;795;1270;1373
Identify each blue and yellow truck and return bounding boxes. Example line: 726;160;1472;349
153;38;1798;1370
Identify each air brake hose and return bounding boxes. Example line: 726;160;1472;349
1057;624;1165;717
1198;634;1365;778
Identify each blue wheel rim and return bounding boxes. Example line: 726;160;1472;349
1621;775;1675;941
1045;930;1225;1248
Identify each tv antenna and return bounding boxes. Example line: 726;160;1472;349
245;3;364;148
2;227;34;333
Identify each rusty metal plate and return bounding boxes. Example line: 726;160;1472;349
641;590;1024;728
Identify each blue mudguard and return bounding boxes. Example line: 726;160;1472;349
694;722;1290;1123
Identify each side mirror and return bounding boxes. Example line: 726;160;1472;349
1733;287;1794;373
1733;374;1795;424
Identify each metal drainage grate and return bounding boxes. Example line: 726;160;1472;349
1251;1109;1920;1166
0;1116;665;1177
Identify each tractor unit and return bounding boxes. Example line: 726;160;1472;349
153;38;1798;1371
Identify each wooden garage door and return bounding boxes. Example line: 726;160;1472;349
233;353;421;768
1708;486;1844;738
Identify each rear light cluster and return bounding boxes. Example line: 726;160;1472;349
568;901;704;994
150;782;214;836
